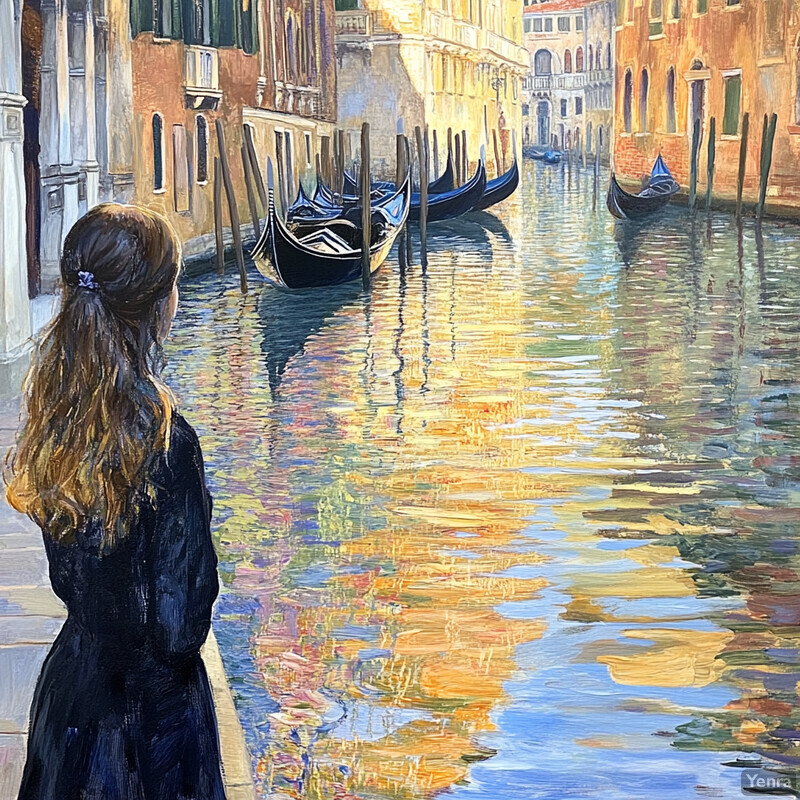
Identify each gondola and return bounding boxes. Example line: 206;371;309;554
543;149;562;164
470;157;519;212
317;160;487;223
252;159;411;290
607;154;680;220
341;153;456;198
409;160;486;222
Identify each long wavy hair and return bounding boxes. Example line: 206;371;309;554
5;204;181;547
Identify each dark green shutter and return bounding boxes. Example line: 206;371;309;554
723;76;741;135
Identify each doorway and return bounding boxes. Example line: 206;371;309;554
537;100;550;145
22;0;42;298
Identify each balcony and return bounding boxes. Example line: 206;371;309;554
587;68;613;84
275;82;322;118
554;72;586;90
529;75;552;91
335;10;373;39
184;46;221;110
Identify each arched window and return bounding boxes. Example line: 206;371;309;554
606;43;612;69
534;49;552;75
596;41;602;69
576;47;584;72
587;121;593;152
623;69;633;132
639;68;649;132
666;67;676;133
196;115;208;183
564;49;572;73
588;45;593;70
152;113;164;191
287;15;296;81
598;126;604;151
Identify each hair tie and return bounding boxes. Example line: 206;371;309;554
77;271;99;291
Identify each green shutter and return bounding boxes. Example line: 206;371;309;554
697;0;707;12
723;75;741;135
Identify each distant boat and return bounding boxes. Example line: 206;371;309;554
522;144;547;160
252;161;411;290
607;154;680;220
543;149;562;164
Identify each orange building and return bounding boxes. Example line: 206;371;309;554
130;0;337;253
614;0;800;215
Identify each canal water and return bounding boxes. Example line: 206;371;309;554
165;161;800;800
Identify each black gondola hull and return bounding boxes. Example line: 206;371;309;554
470;159;519;212
607;173;680;220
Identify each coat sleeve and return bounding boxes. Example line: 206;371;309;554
148;421;219;665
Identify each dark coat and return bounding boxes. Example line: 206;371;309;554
18;414;226;800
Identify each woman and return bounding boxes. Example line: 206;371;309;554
5;204;226;800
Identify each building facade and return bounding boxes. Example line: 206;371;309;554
129;0;337;247
5;0;337;350
614;0;800;212
334;0;528;180
522;0;614;160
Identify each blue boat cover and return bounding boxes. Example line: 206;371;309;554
651;154;673;182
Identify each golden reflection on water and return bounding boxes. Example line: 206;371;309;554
166;164;800;799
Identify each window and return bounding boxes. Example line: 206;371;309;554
564;49;572;73
616;0;624;25
696;0;707;13
561;99;568;117
588;45;593;70
576;47;584;72
576;97;583;114
335;0;359;8
534;49;552;75
623;69;633;132
172;125;189;212
558;16;570;31
545;17;553;31
576;16;583;30
152;113;164;191
669;0;680;19
722;73;741;135
606;43;612;69
649;0;663;36
533;17;543;31
762;0;785;58
195;115;208;183
305;131;312;166
666;67;676;132
524;17;531;32
639;69;649;131
726;0;740;5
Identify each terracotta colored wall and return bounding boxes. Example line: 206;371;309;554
614;0;800;212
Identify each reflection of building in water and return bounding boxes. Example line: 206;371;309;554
522;0;614;161
614;0;800;211
334;0;528;179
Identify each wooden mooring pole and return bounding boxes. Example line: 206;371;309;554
396;121;408;272
454;133;462;187
213;156;225;275
432;129;440;179
243;125;267;211
688;117;700;211
214;121;247;293
492;129;501;179
404;135;413;265
360;122;372;291
241;143;261;239
705;117;716;212
757;112;777;220
736;112;750;218
461;128;468;180
415;124;428;260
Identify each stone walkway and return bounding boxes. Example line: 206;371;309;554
0;388;255;800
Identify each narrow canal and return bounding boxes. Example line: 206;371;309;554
165;161;800;800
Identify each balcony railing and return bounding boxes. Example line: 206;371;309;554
335;9;373;38
184;46;221;109
524;72;588;92
587;68;613;84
